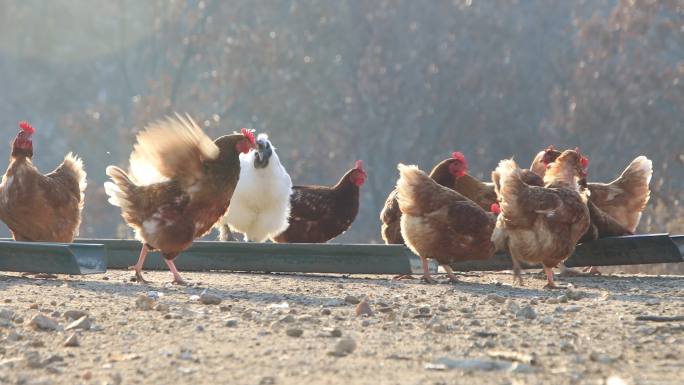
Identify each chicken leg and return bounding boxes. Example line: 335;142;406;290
163;256;186;285
129;244;150;284
420;257;437;284
511;257;524;286
543;266;559;289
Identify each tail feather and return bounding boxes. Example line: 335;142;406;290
614;156;652;210
105;166;136;209
396;163;456;216
494;159;527;219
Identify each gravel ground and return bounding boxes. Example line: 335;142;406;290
1;269;683;385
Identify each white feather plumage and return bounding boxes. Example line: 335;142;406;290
217;135;293;242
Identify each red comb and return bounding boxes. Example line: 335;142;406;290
241;128;256;146
580;156;589;168
354;160;364;170
490;203;501;215
18;121;35;135
451;152;468;170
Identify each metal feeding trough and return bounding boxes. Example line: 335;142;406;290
74;233;683;275
73;239;438;275
0;241;106;275
1;234;681;276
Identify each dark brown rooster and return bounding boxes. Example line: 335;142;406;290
104;114;256;284
395;163;495;283
271;160;367;243
0;121;86;242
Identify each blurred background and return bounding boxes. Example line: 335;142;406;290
0;0;682;246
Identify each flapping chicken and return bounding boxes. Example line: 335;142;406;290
216;134;293;242
271;160;366;243
395;164;495;283
104;114;256;284
0;122;86;242
492;150;590;288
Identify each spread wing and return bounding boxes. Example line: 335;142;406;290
128;113;219;187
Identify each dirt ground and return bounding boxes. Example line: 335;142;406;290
0;269;683;385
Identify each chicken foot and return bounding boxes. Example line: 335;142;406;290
543;266;562;289
558;263;602;277
129;244;150;284
443;266;459;283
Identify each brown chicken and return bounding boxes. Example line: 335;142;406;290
492;150;590;288
381;152;474;244
532;147;651;232
104;114;256;284
271;160;367;243
0;122;87;242
395;164;495;283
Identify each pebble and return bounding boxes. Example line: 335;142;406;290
24;351;43;368
135;295;156;311
28;315;60;331
199;291;222;305
63;310;88;321
154;303;170;312
320;308;331;315
279;315;295;323
225;319;238;328
0;308;15;320
64;333;79;347
355;298;373;317
329;337;356;356
65;316;91;331
486;294;506;304
344;295;360;305
286;328;303;337
516;305;537;320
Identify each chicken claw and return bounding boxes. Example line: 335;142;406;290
130;269;150;285
392;275;416;280
443;266;459;284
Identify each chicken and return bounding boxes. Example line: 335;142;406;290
380;152;472;245
0;121;86;242
215;134;292;242
492;150;590;288
104;114;256;284
582;156;652;233
395;163;495;283
271;160;366;243
532;147;652;232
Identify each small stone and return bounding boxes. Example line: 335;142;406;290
64;333;79;347
360;319;370;327
28;315;60;331
29;303;39;310
28;340;45;347
355;298;373;317
199;291;222;305
560;341;575;352
135;295;156;311
286;328;303;337
645;299;660;306
63;310;88;321
486;294;506;304
432;324;448;333
279;315;295;323
329;337;356;356
516;305;537;320
24;351;43;368
329;327;343;338
6;330;23;341
470;320;481;326
0;308;15;320
564;306;581;313
65;316;91;331
195;325;204;332
542;316;554;325
344;295;360;305
154;303;170;312
320;308;331;315
225;319;238;328
418;306;431;314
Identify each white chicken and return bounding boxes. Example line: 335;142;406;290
216;134;292;242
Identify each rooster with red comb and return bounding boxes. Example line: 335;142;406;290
0;121;87;242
